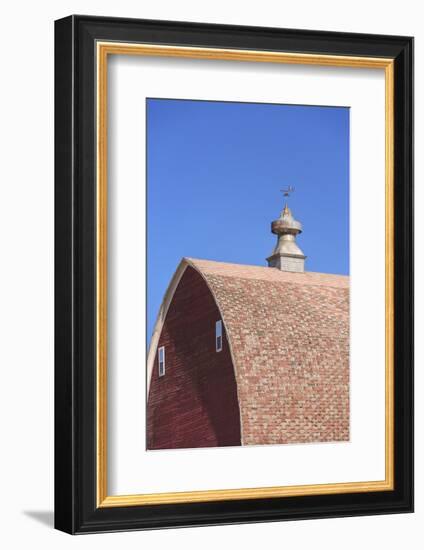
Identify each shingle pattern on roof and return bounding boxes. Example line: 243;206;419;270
187;258;350;445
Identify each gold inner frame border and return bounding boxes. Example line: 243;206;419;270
96;41;394;508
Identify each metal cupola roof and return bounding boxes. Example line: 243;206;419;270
266;200;306;273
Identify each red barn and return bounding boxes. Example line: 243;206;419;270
147;205;349;450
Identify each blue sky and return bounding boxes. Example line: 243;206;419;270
147;98;349;341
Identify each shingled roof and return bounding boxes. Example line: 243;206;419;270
148;257;350;445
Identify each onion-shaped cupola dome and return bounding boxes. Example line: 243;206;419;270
266;200;306;273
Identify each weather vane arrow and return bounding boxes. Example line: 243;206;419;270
280;185;295;198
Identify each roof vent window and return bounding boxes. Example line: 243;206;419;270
158;346;165;377
216;320;223;352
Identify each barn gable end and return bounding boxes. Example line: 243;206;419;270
147;266;242;450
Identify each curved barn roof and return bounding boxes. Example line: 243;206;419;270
147;258;350;445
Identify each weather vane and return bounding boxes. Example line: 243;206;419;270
280;185;295;198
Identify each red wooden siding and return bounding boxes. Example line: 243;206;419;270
147;266;241;450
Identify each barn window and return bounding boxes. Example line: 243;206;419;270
158;346;165;377
216;320;223;352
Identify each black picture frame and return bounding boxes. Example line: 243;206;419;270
55;15;413;534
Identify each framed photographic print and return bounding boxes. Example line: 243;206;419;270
54;15;413;534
